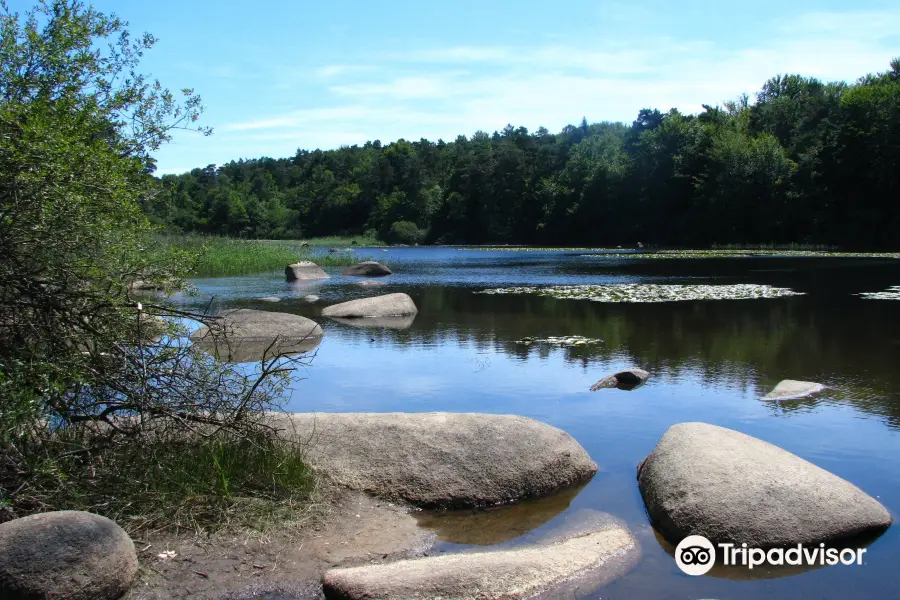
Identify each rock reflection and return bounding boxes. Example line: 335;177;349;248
194;336;321;363
413;483;586;545
329;315;416;330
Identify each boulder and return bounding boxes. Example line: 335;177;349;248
342;261;392;276
763;379;824;400
322;520;638;600
638;422;893;548
191;309;323;363
285;261;329;281
303;294;319;303
590;368;649;391
321;293;417;319
276;412;597;509
330;315;415;330
0;511;138;600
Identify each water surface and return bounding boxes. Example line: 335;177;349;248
185;248;900;599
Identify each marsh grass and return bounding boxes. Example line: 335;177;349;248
160;235;371;276
300;234;385;246
6;431;317;535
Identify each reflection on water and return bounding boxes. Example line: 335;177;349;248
183;250;900;600
414;483;586;545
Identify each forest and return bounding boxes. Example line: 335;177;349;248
146;59;900;249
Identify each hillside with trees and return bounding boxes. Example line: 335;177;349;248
147;60;900;249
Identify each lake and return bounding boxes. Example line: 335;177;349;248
184;248;900;600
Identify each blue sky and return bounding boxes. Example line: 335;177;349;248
28;0;900;173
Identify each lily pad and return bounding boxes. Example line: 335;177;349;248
516;335;602;347
478;284;803;303
857;286;900;300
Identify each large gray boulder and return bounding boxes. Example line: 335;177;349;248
191;309;323;362
285;261;329;281
638;422;893;548
763;379;824;400
322;519;638;600
590;368;649;391
0;511;138;600
342;261;392;276
276;412;597;509
321;293;417;319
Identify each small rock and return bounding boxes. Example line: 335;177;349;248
590;368;649;391
0;510;138;600
303;295;320;303
285;261;329;281
342;261;392;276
322;521;638;600
257;296;281;303
322;293;417;319
357;280;386;287
763;380;824;400
638;422;893;547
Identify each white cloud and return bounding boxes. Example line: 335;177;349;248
158;8;899;171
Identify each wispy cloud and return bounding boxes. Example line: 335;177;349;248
159;8;899;172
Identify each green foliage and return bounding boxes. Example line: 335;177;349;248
161;235;365;276
388;220;426;245
149;59;900;250
0;1;314;529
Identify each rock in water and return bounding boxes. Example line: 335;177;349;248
0;511;138;600
276;412;598;509
763;379;824;400
322;521;638;600
638;422;892;547
257;296;281;303
302;294;319;303
285;261;328;281
321;293;417;318
342;261;392;276
191;309;323;362
590;368;649;391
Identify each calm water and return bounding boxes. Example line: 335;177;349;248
184;248;900;600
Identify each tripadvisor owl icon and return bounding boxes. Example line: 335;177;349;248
675;535;716;576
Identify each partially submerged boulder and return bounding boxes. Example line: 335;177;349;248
0;510;138;600
285;261;329;281
590;368;649;391
322;519;638;600
191;309;323;363
763;379;824;400
321;293;417;319
276;412;597;509
356;279;386;287
302;294;319;303
342;260;392;276
257;296;281;303
638;422;892;548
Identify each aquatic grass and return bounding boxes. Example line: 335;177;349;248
159;235;370;276
857;286;900;300
580;249;900;259
477;284;804;303
516;335;602;347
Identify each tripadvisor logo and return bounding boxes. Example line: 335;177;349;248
675;535;868;576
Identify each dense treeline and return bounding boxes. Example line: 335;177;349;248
147;60;900;248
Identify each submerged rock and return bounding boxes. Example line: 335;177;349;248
356;279;386;287
257;296;281;303
191;309;323;363
276;412;598;509
590;368;649;391
285;261;329;281
763;379;824;400
0;511;138;600
322;519;638;600
321;293;417;318
342;260;392;276
303;294;319;303
638;422;893;548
